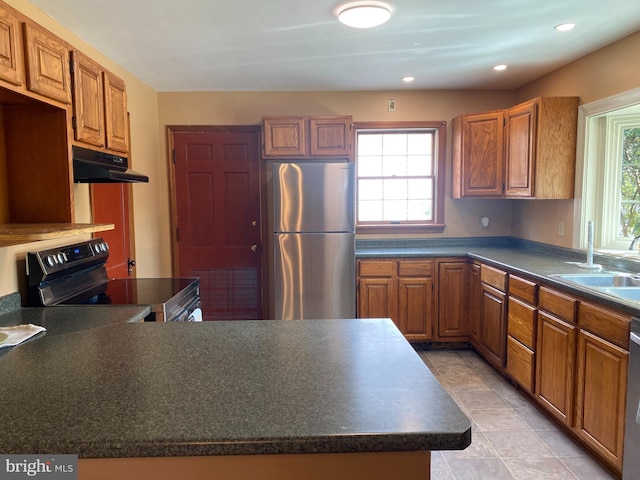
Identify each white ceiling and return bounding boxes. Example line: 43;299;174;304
28;0;640;92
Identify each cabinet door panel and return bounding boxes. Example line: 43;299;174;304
536;311;575;425
575;330;627;470
468;263;481;344
104;69;129;153
480;283;507;368
438;262;469;339
399;277;433;340
71;50;105;147
263;117;306;157
505;100;536;197
506;335;535;393
462;111;504;196
0;5;23;86
309;117;352;158
358;277;397;325
23;22;71;103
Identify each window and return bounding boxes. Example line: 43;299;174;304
354;122;446;233
579;89;640;252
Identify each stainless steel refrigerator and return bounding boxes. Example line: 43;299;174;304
272;161;355;320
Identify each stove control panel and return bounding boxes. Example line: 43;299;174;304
27;238;110;284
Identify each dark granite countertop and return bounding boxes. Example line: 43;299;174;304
0;317;471;459
356;237;640;316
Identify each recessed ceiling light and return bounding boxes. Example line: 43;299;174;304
493;65;508;71
337;1;392;29
555;23;576;32
402;76;415;82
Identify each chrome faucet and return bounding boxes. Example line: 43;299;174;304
630;234;640;251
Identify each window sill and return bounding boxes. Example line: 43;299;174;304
356;224;446;235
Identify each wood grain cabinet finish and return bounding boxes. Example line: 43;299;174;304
574;303;630;471
262;116;352;159
476;264;508;369
536;295;577;427
0;4;23;86
437;260;469;340
452;97;579;199
71;50;105;147
451;111;504;197
103;69;129;153
468;262;482;345
357;259;434;341
22;22;71;104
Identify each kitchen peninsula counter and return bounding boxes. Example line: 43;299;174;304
0;317;470;480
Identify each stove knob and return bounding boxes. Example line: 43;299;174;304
46;255;56;267
57;253;65;264
102;242;109;251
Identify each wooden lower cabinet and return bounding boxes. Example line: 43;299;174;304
436;260;469;340
575;328;628;471
535;311;576;426
357;259;434;341
478;282;507;369
468;262;481;345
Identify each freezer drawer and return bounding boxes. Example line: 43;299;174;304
274;233;355;320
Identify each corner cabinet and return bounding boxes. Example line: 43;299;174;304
436;260;469;340
357;258;434;342
262;116;353;159
452;96;579;199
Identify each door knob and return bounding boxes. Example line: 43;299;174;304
127;259;136;273
250;245;259;252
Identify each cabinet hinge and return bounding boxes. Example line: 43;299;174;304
69;59;75;75
503;118;506;126
172;149;176;164
176;227;179;241
71;116;77;130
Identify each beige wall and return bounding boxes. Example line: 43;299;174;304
512;30;640;247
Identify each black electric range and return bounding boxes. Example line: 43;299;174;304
26;238;201;322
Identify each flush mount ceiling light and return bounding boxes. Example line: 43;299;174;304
402;76;415;82
555;23;576;32
337;1;392;29
493;64;508;71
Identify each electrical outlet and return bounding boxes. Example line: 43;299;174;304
558;221;565;237
387;99;396;112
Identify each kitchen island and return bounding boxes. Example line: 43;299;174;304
0;314;470;480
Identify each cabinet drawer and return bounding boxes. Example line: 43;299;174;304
508;296;536;349
539;286;576;324
358;260;394;277
578;302;630;350
506;335;535;393
481;264;507;291
509;275;537;304
398;260;433;277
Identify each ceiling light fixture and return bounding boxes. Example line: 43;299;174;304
493;64;508;71
337;1;392;29
402;76;415;82
555;23;576;32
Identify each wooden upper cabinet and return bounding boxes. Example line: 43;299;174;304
71;50;105;147
22;22;71;104
452;97;579;199
505;97;579;199
262;115;353;159
104;69;129;153
504;100;536;197
452;110;504;197
0;5;23;86
263;117;307;157
309;117;352;157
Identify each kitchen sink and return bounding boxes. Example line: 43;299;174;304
598;287;640;301
550;273;640;287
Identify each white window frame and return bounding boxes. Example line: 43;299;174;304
576;87;640;251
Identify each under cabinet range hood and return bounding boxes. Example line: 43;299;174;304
72;145;149;183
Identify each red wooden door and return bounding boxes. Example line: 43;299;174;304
172;128;263;320
91;183;133;278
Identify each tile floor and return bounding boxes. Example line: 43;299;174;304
417;349;617;480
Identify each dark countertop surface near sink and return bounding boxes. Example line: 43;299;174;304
0;314;471;459
356;237;640;315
